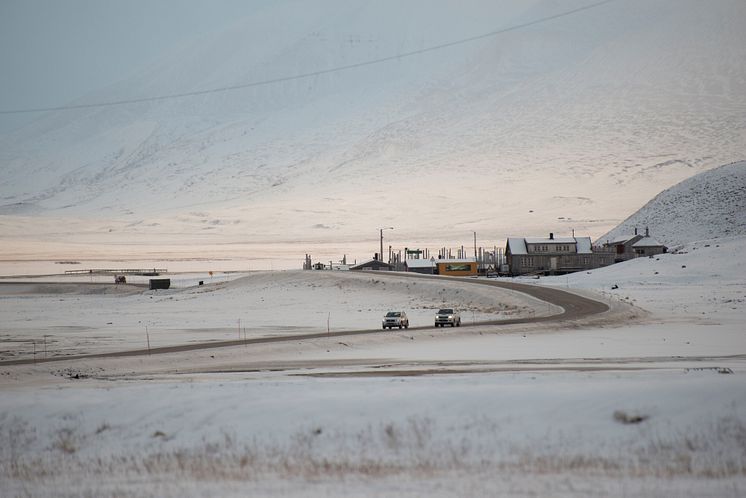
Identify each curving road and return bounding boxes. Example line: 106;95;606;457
0;275;608;366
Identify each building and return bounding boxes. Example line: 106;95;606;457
603;234;644;262
404;258;479;276
601;228;667;262
405;258;478;276
436;258;478;276
404;258;437;275
632;236;666;257
505;233;614;276
349;257;393;271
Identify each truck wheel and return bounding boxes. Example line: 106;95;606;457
404;323;409;329
457;320;461;327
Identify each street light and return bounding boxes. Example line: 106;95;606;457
379;227;394;263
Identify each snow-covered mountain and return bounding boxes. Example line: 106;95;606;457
1;0;745;265
597;161;746;248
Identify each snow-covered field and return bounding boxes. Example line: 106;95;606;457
2;0;746;494
2;369;744;497
0;270;545;361
2;163;745;495
1;235;744;496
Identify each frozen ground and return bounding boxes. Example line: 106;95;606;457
2;0;745;493
1;236;744;496
2;370;744;498
0;270;545;361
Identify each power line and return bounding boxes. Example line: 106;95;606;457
0;0;614;115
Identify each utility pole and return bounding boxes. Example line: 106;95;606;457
474;232;477;259
379;227;393;262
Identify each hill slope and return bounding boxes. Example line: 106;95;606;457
1;0;745;264
597;161;746;248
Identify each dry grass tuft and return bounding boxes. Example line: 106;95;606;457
52;428;77;454
2;415;745;488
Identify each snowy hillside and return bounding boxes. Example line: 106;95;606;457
597;161;746;248
1;0;745;265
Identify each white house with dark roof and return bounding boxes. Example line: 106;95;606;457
505;233;614;276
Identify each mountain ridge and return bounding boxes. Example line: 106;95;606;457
1;0;745;264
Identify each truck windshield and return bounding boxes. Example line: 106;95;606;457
386;312;401;317
438;309;453;314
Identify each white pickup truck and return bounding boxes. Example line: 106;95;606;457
434;308;461;327
382;311;409;329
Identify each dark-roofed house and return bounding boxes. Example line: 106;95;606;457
602;228;666;262
604;234;644;261
349;258;393;271
506;233;614;276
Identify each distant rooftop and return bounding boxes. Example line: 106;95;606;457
606;235;640;245
524;237;577;244
405;257;476;268
632;236;665;247
507;236;592;254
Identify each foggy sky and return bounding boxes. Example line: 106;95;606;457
0;0;258;132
